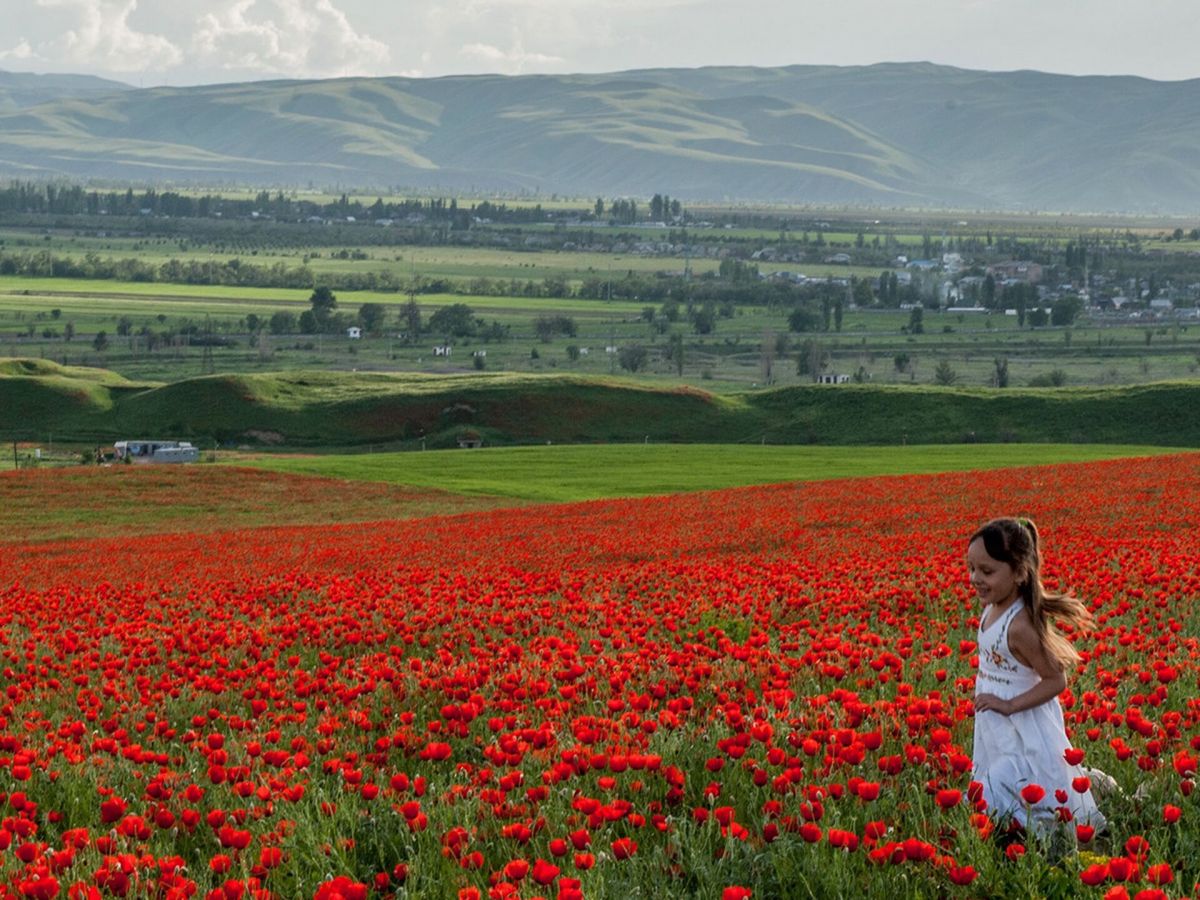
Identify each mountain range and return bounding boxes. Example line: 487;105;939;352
1;63;1198;214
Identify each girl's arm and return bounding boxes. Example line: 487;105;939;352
974;613;1067;715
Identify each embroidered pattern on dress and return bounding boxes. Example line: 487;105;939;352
977;605;1021;686
986;643;1018;673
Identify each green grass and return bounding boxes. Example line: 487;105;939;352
0;464;509;541
5;359;1200;450
236;443;1188;503
0;280;648;323
0;276;311;300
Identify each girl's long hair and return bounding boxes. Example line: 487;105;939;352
969;517;1092;670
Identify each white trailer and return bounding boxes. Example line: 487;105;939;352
113;440;200;464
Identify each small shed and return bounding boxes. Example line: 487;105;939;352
434;345;452;357
347;326;362;340
815;373;851;385
457;431;483;449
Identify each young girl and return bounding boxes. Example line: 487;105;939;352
968;517;1105;835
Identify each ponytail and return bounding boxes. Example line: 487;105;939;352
971;517;1092;670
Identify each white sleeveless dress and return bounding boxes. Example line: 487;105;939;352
972;600;1106;832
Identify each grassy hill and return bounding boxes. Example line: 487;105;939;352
2;63;1200;211
2;358;1197;448
0;69;131;113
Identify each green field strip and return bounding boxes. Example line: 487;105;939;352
235;443;1190;503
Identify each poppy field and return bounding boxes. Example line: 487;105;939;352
2;453;1200;899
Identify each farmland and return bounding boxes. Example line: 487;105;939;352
2;190;1200;393
2;453;1200;898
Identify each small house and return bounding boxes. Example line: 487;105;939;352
347;326;362;340
434;345;452;357
987;261;1043;284
815;374;851;385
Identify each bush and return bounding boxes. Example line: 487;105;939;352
1029;369;1069;387
534;314;577;342
618;344;649;372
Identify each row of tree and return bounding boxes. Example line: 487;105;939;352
0;247;861;313
0;181;690;227
265;290;517;343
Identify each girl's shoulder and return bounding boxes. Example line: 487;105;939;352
1006;601;1032;632
1005;604;1047;670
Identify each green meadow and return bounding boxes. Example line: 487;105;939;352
235;443;1186;503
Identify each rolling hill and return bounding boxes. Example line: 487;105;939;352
1;62;1199;212
0;69;131;114
2;359;1198;448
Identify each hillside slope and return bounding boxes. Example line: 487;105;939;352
0;69;132;113
2;360;1197;448
1;63;1198;211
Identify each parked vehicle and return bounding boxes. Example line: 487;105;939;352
113;440;199;464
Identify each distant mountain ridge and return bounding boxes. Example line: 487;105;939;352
0;63;1197;213
0;69;132;113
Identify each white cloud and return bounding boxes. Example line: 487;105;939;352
7;0;1200;85
460;38;564;74
193;0;390;79
0;39;38;62
34;0;182;72
0;39;38;63
457;0;696;12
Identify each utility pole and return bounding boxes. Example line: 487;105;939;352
201;315;215;375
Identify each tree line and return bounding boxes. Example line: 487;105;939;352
0;181;688;228
0;183;553;225
0;248;835;309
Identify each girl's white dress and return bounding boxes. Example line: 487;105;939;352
973;600;1106;832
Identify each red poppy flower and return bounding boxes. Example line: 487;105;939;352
935;789;961;809
531;859;560;885
1019;784;1046;805
611;837;637;859
1079;863;1109;886
1144;863;1173;886
947;865;977;885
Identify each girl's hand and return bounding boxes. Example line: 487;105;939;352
974;693;1012;715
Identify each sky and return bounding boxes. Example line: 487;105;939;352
2;0;1199;87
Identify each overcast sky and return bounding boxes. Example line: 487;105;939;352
2;0;1199;87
